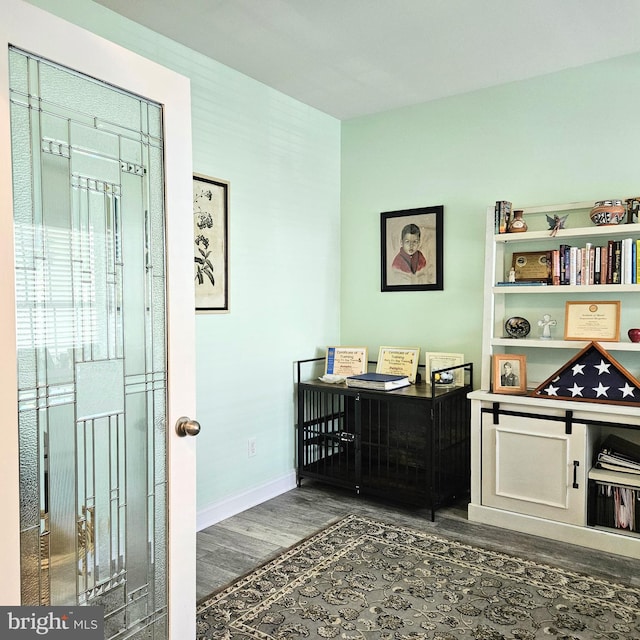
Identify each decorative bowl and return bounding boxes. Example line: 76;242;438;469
629;328;640;343
505;316;531;339
590;200;625;226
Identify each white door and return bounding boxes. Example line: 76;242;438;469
481;412;587;525
0;2;197;638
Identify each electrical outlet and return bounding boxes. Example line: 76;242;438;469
248;437;256;457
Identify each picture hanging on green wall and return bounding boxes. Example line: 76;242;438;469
381;205;443;292
194;173;229;312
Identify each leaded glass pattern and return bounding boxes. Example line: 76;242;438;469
9;47;168;639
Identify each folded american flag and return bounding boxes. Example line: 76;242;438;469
533;341;640;405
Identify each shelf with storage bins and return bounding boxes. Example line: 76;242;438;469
482;200;640;391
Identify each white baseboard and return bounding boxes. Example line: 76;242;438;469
196;471;297;531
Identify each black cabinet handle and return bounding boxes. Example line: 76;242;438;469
572;460;579;489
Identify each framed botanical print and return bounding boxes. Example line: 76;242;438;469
194;174;229;312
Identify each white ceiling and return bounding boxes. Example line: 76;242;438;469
93;0;640;120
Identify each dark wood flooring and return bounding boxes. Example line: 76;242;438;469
196;481;640;602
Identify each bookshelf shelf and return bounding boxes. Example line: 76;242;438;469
491;338;640;351
493;284;640;294
589;467;640;489
469;198;640;559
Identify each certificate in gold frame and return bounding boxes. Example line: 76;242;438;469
564;301;620;342
324;346;368;376
376;346;420;383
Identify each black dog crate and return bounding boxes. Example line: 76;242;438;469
295;360;473;519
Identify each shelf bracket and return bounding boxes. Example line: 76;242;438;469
565;410;573;435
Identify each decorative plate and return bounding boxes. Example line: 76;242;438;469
505;316;531;339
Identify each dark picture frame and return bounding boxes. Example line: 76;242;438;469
194;174;229;312
381;205;443;292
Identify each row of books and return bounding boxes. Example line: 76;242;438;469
529;239;639;286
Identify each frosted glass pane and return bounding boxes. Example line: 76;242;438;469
39;61;142;132
121;172;146;376
76;360;124;419
18;410;39;530
154;389;166;486
9;48;28;93
120;137;142;165
125;393;149;591
71;122;119;159
48;403;77;605
41;112;70;145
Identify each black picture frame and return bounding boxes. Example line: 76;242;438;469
194;174;229;312
381;205;443;292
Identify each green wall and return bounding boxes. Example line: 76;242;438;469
340;53;640;381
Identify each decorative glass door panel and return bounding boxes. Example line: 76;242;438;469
10;47;168;639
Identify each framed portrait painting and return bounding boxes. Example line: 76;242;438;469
194;174;229;312
381;205;443;292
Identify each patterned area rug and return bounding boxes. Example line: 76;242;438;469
196;514;640;639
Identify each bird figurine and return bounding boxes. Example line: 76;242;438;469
547;214;568;237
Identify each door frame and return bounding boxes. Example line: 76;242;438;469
0;2;197;637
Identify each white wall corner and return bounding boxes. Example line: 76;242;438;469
196;471;297;531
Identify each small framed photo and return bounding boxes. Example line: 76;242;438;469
492;354;527;395
194;174;229;312
376;346;420;383
425;352;464;385
325;346;368;376
381;205;443;292
565;301;620;342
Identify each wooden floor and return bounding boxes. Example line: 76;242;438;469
196;481;640;602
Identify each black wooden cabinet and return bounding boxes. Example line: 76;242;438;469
295;361;473;519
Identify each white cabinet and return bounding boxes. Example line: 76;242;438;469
470;200;640;559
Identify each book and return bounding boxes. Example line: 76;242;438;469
596;435;640;474
599;434;640;464
345;372;410;391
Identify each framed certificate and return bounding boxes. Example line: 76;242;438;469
325;346;368;376
376;346;420;383
424;352;465;385
564;301;620;342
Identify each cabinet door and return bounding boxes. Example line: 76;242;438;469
481;412;586;525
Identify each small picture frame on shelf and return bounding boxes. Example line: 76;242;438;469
492;354;527;395
376;346;420;383
325;346;368;376
424;352;464;385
